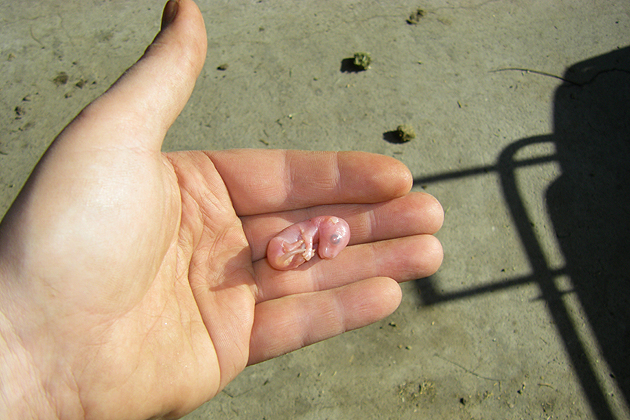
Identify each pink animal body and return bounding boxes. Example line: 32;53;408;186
267;216;351;270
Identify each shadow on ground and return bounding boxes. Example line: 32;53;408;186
414;47;630;420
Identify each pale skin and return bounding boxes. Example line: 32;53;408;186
0;1;444;419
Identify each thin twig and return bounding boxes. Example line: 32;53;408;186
435;353;503;385
490;67;580;86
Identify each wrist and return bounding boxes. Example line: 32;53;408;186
0;309;59;419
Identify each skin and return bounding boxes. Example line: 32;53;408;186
0;1;444;419
267;216;351;270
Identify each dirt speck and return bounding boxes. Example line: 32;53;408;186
14;106;25;119
53;72;69;86
407;8;425;25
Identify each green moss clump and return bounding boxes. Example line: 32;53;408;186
353;52;371;70
396;124;416;142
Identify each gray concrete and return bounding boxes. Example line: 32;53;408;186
2;0;629;418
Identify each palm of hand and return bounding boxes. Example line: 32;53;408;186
1;147;255;418
108;150;259;417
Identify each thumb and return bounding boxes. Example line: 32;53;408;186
60;0;207;152
0;1;207;311
0;1;207;296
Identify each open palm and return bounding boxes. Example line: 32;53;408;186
0;2;443;419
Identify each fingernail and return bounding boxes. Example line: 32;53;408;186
161;0;179;30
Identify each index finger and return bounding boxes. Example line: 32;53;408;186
204;149;412;216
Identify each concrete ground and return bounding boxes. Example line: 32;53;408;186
1;0;629;419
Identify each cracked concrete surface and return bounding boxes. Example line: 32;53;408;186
1;1;629;419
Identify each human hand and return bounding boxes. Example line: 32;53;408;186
0;1;443;419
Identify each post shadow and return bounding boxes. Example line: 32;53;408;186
413;46;630;419
545;46;630;417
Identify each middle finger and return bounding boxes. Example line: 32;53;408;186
242;191;443;262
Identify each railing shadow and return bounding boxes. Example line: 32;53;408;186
413;46;630;420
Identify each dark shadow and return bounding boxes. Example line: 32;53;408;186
412;46;630;419
382;130;406;144
340;57;367;73
546;47;630;416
